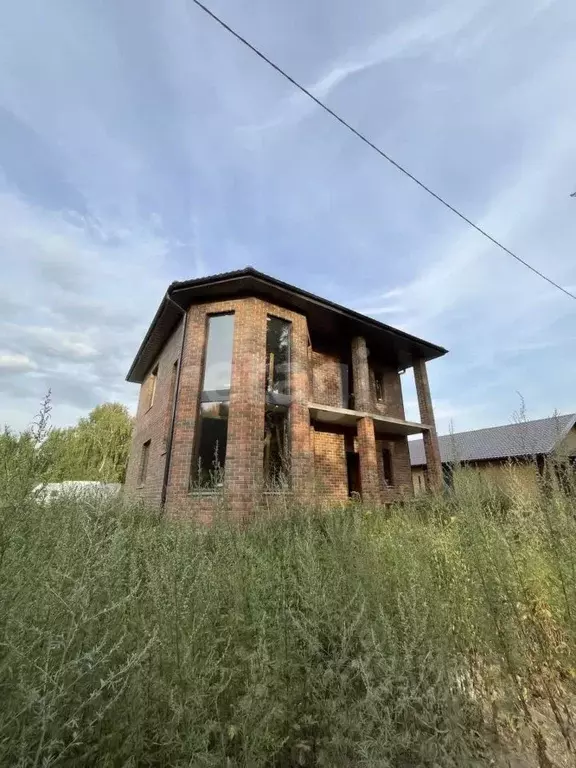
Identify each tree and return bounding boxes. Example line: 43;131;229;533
41;403;133;483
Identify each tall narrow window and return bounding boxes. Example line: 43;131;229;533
147;366;158;410
340;362;354;409
266;316;291;404
164;360;179;450
190;313;235;489
374;371;384;403
169;360;178;412
139;440;151;485
263;405;290;489
382;448;394;487
264;316;291;487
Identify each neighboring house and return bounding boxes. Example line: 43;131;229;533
124;267;447;519
410;414;576;495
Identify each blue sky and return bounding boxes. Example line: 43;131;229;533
1;0;575;433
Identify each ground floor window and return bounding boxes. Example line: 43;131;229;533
190;402;229;489
139;440;151;485
382;447;394;486
264;405;290;489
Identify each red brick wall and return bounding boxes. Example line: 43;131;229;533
312;424;349;503
312;350;343;407
163;297;312;521
375;435;413;502
164;298;256;520
311;343;407;423
124;318;185;506
371;369;406;420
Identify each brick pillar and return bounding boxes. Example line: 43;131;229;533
290;314;313;501
351;336;380;502
413;358;443;491
351;336;371;411
357;416;381;503
226;299;267;518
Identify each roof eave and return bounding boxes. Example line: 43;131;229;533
126;267;448;383
169;269;447;359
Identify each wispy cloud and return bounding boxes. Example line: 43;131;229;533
0;353;37;373
242;1;488;133
355;106;576;333
0;190;180;428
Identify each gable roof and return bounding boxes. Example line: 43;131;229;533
409;413;576;466
126;267;448;383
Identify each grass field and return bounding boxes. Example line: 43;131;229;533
1;460;576;766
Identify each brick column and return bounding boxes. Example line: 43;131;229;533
357;417;381;503
290;314;313;500
413;358;443;491
226;299;267;517
352;336;380;503
351;336;371;411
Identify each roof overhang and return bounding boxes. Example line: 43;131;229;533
126;268;448;383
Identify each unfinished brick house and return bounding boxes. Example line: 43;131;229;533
125;267;446;518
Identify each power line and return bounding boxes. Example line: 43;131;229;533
189;0;576;302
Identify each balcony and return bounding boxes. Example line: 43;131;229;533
308;402;431;436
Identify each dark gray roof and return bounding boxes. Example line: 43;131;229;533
126;267;448;383
409;414;576;466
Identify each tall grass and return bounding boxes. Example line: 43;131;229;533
1;463;576;765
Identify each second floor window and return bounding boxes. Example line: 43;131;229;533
340;361;354;409
147;366;158;410
374;374;384;403
370;367;385;404
266;316;291;405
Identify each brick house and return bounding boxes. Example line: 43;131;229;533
124;268;447;518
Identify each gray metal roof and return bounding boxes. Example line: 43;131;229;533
409;413;576;466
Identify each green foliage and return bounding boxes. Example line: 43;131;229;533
1;455;576;766
41;401;133;483
0;393;53;503
4;400;133;486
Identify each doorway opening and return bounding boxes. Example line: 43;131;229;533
346;451;361;498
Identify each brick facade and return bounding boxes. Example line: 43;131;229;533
125;318;184;507
373;369;405;420
125;291;443;520
312;424;349;502
312;350;344;408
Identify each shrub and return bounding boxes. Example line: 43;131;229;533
1;442;575;765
